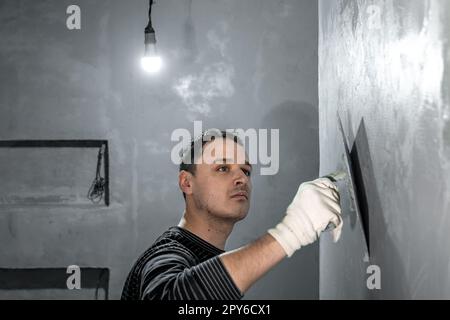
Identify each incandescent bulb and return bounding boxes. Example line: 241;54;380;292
141;55;162;73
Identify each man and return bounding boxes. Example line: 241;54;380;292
121;130;343;300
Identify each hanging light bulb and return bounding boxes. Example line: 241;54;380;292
141;0;162;73
141;32;162;73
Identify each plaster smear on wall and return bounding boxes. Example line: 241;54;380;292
173;62;235;118
173;20;235;119
207;21;230;58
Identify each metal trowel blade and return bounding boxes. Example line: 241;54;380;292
337;113;370;256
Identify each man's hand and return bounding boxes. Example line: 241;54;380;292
220;178;343;294
268;178;343;257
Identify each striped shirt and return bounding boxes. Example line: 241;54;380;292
121;226;243;300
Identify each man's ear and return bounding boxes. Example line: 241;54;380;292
179;170;194;196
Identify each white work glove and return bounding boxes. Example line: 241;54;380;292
268;178;343;257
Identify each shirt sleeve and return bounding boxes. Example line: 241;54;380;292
140;248;243;300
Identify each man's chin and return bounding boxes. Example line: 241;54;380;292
226;210;249;222
213;208;249;222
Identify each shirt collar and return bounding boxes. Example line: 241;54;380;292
170;226;225;255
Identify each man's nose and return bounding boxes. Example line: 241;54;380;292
233;170;249;186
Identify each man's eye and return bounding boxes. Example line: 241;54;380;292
243;169;252;177
217;166;229;172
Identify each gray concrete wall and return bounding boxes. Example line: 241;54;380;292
0;0;319;299
319;0;450;299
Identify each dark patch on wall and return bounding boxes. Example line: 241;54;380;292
183;0;198;63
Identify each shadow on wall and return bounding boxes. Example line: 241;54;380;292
245;100;319;299
255;100;320;230
261;100;319;187
348;116;410;299
234;100;319;238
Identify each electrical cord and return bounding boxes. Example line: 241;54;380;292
145;0;155;34
87;145;105;204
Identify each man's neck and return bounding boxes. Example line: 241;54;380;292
178;209;235;251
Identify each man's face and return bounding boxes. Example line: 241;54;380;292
189;137;252;222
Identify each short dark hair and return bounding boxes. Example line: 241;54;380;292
179;129;243;200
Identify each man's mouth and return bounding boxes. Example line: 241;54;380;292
230;191;249;200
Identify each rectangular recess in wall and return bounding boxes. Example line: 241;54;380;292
0;267;109;300
0;140;109;207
